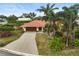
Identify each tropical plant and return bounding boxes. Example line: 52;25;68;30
48;37;65;51
21;12;36;19
0;32;12;38
0;15;7;19
7;15;17;23
74;38;79;46
56;5;79;47
37;3;58;37
29;12;36;19
0;25;14;32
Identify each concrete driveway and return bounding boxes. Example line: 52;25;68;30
3;32;38;55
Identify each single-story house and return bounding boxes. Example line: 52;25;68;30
21;20;46;31
17;18;32;21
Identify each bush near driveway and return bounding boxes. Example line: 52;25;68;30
0;32;12;38
48;37;65;51
11;30;24;35
74;38;79;47
0;30;23;47
36;33;79;56
75;30;79;38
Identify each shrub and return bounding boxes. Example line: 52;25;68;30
48;37;65;51
11;30;24;35
0;25;14;32
74;38;79;47
0;32;12;38
75;29;79;38
75;32;79;38
55;31;62;37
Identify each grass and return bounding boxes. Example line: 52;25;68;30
51;48;79;56
35;32;79;56
0;30;23;47
35;33;52;55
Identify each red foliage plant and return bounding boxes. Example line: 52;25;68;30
0;32;12;38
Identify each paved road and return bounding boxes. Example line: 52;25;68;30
3;32;38;55
0;50;20;56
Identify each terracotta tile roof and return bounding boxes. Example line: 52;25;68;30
21;20;46;27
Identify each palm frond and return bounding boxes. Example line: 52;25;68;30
47;3;50;9
51;4;55;8
62;6;69;11
52;7;59;10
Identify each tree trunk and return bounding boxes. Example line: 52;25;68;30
53;28;56;38
47;17;51;36
52;20;56;38
72;29;75;48
66;31;69;47
47;26;50;36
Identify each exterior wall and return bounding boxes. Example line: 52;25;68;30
17;18;32;21
23;27;26;31
22;27;44;32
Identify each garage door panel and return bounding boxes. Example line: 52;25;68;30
26;27;36;31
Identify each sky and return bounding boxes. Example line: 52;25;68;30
0;3;77;17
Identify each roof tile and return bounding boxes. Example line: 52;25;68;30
21;20;46;27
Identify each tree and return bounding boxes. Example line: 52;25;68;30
7;15;17;24
35;16;43;20
37;3;58;37
29;12;36;19
21;12;36;19
21;13;29;18
56;5;79;47
35;16;48;21
0;15;7;19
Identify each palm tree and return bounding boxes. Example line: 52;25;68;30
22;13;29;18
37;3;58;36
29;12;36;19
21;12;36;19
56;5;79;47
70;5;79;47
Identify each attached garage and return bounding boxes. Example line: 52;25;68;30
21;20;46;32
26;27;36;31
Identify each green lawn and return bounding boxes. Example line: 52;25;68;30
35;33;52;55
0;30;23;47
35;33;79;56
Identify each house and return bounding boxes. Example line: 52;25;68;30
21;20;46;31
17;18;32;21
0;18;7;25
